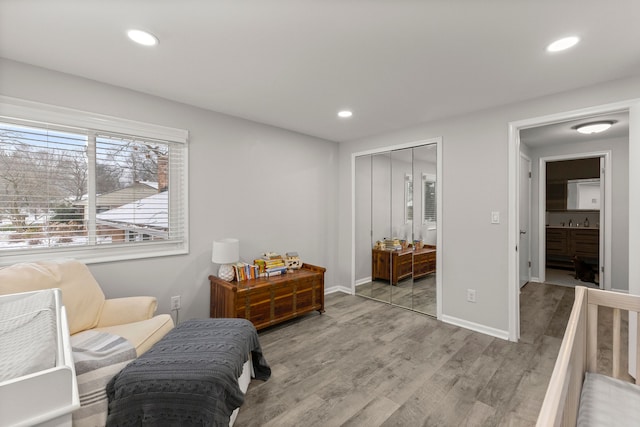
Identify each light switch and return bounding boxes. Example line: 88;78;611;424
491;211;500;224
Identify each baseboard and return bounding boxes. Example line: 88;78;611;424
325;286;352;295
355;277;371;287
531;276;540;284
441;314;510;341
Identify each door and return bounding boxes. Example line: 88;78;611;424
390;148;414;309
354;155;373;298
519;154;531;288
412;144;437;316
370;152;392;303
353;141;438;316
598;157;605;289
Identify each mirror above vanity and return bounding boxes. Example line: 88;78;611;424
546;157;600;212
567;178;600;210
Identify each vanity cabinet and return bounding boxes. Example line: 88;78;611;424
546;228;598;268
546;228;568;256
570;229;599;259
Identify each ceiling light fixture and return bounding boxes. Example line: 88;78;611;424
127;29;159;46
546;36;580;52
574;121;615;134
338;110;353;118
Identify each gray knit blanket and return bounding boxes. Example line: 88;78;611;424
106;318;271;426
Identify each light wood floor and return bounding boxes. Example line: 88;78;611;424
355;274;436;316
235;282;620;426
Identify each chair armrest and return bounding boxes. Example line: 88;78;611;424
96;296;158;328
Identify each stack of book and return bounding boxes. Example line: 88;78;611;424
233;262;259;281
257;252;288;277
384;238;402;251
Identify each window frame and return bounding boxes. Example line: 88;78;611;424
0;96;189;266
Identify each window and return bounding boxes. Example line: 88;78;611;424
0;97;188;265
405;173;413;223
422;173;436;225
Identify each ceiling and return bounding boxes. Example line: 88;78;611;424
1;1;640;143
520;111;630;147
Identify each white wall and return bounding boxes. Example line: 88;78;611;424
528;137;629;290
338;75;640;336
0;58;339;321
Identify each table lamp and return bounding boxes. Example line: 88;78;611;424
212;238;239;281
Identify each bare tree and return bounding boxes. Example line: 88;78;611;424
1;130;168;230
1;130;81;227
96;162;123;194
0;131;51;227
56;149;88;202
125;143;164;183
97;137;164;186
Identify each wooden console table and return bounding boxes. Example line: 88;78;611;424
209;263;325;330
372;247;436;285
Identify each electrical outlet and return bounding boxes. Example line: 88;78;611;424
467;289;476;303
171;295;181;310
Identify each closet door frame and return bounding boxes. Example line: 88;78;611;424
351;137;442;319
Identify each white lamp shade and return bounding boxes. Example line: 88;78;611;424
211;238;239;264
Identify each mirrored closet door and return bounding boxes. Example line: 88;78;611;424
354;143;438;316
389;148;414;309
409;144;437;314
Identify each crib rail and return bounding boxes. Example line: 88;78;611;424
537;286;640;427
586;289;640;384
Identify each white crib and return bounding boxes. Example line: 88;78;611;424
0;289;79;427
537;286;640;426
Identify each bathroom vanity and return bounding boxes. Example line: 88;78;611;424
546;226;599;269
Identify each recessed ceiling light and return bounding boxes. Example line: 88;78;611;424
338;110;353;118
546;36;579;53
574;121;615;134
127;29;159;46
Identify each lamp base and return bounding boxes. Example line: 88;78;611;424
218;264;235;282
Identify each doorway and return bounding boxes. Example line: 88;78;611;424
539;155;611;289
508;101;635;342
540;155;606;290
519;153;531;288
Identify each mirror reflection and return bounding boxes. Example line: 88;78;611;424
410;144;437;315
567;178;600;210
390;148;414;309
354;143;437;316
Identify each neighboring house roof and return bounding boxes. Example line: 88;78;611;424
96;191;168;237
74;182;159;208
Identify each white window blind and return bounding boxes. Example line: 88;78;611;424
0;99;188;264
405;174;413;223
423;173;436;224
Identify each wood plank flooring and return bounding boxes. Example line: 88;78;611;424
234;282;616;426
355;275;437;316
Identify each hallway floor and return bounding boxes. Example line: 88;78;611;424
544;267;599;288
